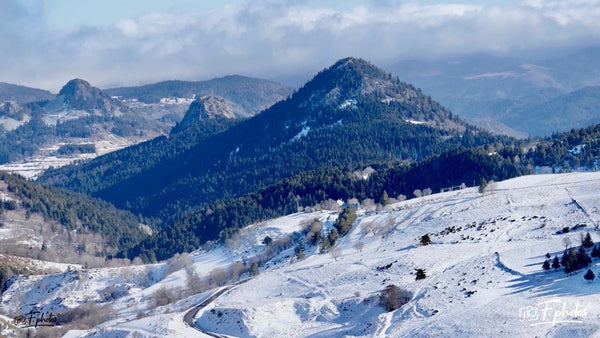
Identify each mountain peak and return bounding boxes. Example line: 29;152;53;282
186;95;235;120
58;78;93;97
324;57;388;83
295;57;435;119
171;95;236;133
50;78;127;114
331;56;376;69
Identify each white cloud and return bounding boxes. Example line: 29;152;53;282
1;0;600;91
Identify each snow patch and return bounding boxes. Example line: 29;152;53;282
159;97;194;105
339;99;357;110
289;126;311;143
569;144;586;155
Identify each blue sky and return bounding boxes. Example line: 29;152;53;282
44;0;245;28
2;0;599;91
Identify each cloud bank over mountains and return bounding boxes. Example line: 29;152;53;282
1;0;600;91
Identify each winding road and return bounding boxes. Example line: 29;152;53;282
183;278;253;337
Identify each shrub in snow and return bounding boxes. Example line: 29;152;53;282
380;284;411;311
59;303;116;328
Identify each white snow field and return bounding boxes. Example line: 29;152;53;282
3;172;600;337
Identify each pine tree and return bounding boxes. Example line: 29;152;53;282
295;243;306;260
563;248;577;273
262;236;273;246
321;235;331;252
420;234;431;246
328;228;339;245
560;249;569;267
545;252;551;259
564;259;573;274
552;256;560;270
584;269;595;283
415;268;426;280
542;260;550;271
582;232;594;248
576;246;591;269
592;245;600;259
334;206;357;236
478;178;488;194
380;190;390;206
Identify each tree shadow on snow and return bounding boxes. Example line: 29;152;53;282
505;268;600;298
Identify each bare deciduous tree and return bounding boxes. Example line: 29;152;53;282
151;287;179;307
562;236;572;250
209;267;228;287
166;253;192;275
231;261;246;281
362;222;376;236
361;199;376;210
330;245;342;261
186;266;206;295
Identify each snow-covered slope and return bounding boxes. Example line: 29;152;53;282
3;172;600;337
189;173;600;337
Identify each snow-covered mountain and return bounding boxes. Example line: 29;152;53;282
2;172;600;337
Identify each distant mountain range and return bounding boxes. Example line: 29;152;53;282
0;79;158;165
105;75;293;118
387;47;600;136
0;76;291;167
0;82;53;104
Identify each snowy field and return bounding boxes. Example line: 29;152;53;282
2;172;600;337
0;133;144;179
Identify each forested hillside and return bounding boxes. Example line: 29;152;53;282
0;172;147;262
123;146;530;261
528;123;600;170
